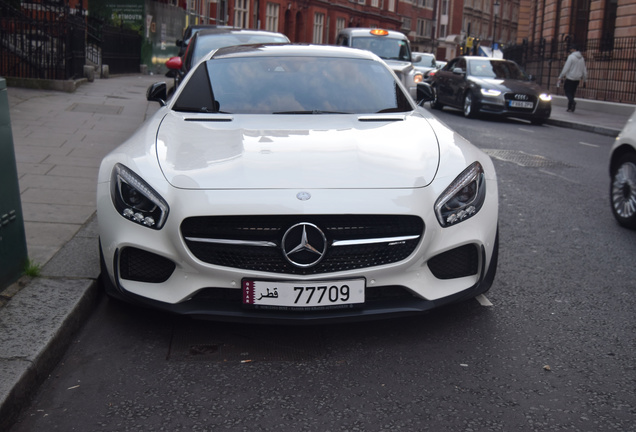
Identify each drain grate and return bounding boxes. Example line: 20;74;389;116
168;320;325;362
67;103;123;115
483;149;572;168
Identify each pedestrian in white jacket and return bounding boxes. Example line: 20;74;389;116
558;45;588;112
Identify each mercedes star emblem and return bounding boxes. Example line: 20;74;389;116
282;222;327;268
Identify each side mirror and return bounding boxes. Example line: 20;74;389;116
412;55;422;63
166;56;183;71
416;82;434;104
528;74;536;81
176;39;183;47
452;67;465;75
147;82;168;106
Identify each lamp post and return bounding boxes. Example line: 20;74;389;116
492;0;500;57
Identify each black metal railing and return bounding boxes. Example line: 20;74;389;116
0;0;84;80
0;0;142;81
504;37;636;105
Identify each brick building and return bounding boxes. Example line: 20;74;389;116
516;0;636;45
179;0;444;49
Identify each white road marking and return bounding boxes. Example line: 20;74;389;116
539;169;580;184
518;128;535;133
476;294;493;306
579;141;599;147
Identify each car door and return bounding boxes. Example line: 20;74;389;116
447;57;467;108
434;58;458;105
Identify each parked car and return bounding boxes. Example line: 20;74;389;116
412;52;437;77
609;110;636;228
166;28;289;92
429;56;552;124
98;44;499;323
336;28;423;99
175;25;227;56
425;60;447;82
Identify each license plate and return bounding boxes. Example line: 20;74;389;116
509;100;533;109
243;279;365;310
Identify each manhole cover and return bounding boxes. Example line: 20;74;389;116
67;103;123;115
168;320;325;362
483;149;571;168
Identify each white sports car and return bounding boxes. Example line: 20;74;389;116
97;44;499;323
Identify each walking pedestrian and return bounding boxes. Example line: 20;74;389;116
557;45;588;112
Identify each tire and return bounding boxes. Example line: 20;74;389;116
430;86;444;110
463;91;477;118
610;152;636;229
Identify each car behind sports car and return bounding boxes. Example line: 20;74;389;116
609;109;636;229
429;56;552;124
97;44;499;323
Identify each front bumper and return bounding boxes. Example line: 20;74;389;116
98;176;499;324
478;97;552;120
102;237;498;324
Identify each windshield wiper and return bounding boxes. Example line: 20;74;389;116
272;110;351;115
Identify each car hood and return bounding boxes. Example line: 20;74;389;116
384;60;415;75
155;112;440;189
469;77;546;94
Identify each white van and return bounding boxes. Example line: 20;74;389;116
336;28;423;99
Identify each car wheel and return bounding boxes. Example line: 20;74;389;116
463;92;477;118
610;152;636;229
430;86;444;110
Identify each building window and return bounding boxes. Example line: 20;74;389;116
417;19;432;38
313;13;325;44
265;3;279;32
371;0;379;6
336;17;346;36
403;17;412;30
358;0;365;4
602;0;618;41
234;0;249;28
388;0;395;12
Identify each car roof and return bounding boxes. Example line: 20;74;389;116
459;56;512;62
194;28;288;38
337;27;407;40
211;43;381;61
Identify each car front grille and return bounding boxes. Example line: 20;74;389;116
427;244;479;279
181;215;424;275
505;93;538;111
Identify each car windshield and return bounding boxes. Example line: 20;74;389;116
414;53;436;67
351;37;411;61
173;56;413;114
469;60;528;80
192;34;289;65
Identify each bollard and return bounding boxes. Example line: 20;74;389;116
0;78;28;289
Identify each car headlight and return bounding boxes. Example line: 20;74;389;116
435;162;486;227
481;88;502;97
414;72;424;84
539;93;552;101
110;163;169;230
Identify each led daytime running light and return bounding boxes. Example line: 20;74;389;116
111;164;169;230
481;88;502;97
435;162;486;227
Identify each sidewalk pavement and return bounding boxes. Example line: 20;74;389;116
0;75;634;430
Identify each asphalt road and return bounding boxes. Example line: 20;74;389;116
10;109;636;432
